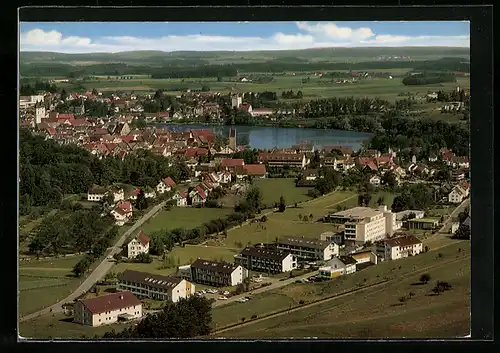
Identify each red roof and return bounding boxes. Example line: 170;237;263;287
162;177;176;187
243;164;267;176
117;200;132;213
177;191;187;199
70;119;90;126
239;104;251;111
121;135;135;143
385;235;422;248
184;148;209;158
195;185;207;199
47;128;56;135
459;181;470;191
58;113;74;120
137;231;150;246
221;158;245;167
157;111;169;117
79;291;141;315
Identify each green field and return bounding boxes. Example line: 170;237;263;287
254;178;313;206
140;207;232;234
212;241;470;337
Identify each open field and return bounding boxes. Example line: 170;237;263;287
330;190;399;210
140;207;233;234
51;74;470;103
254;178;313;206
212;241;470;337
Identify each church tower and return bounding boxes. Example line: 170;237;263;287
228;127;237;150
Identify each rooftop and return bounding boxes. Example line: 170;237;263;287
79;291;141;315
239;246;290;261
118;270;183;290
277;236;331;250
331;207;382;220
191;258;238;274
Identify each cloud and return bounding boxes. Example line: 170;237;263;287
19;24;470;53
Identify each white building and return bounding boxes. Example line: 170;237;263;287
326;205;397;244
109;187;125;202
127;231;150;259
231;95;242;109
318;256;357;279
234;246;297;273
369;175;381;186
172;191;188;207
276;236;339;261
378;235;423;261
35;102;46;124
190;259;248;287
118;270;195;303
320;231;345;246
73;291;142;327
448;184;469;204
156;177;176;194
87;186;107;202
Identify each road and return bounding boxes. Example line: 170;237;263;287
437;198;469;234
212;270;318;308
19;201;167;323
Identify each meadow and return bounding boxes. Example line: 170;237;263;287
254;178;313;206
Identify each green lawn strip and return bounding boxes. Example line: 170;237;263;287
254;178;313;206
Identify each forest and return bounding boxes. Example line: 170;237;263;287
402;72;457;85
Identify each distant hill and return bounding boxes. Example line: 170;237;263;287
20;47;470;66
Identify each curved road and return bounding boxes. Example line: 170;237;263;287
19;201;167;323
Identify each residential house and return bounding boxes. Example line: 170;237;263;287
318;256;357;279
172;191;188;207
302;169;321;181
190;259;248;287
190;185;207;205
448;183;469;204
156;177;176;194
276;236;339;261
109;186;125;202
349;250;378;265
127;231;150;259
378;235;423;261
220;158;245;172
234;246;297;274
111;200;133;226
117;270;195;303
87;185;107;202
73;291;142;327
217;171;232;184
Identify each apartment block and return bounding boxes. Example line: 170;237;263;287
276;236;338;261
190;259;248;287
234;246;297;273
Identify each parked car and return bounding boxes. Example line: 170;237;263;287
223;291;230;295
237;298;247;303
218;296;228;300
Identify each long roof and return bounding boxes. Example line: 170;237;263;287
79;291;141;315
331;207;381;220
277;236;330;250
239;246;290;261
191;258;238;274
384;235;422;247
118;270;183;290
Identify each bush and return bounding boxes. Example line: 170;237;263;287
251;314;258;319
134;252;153;263
298;300;305;305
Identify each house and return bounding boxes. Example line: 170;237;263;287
318;256;357;279
251;108;274;117
238;164;267;179
369;175;381;186
349;250;378;265
109;186;125;202
190;259;248;287
448;184;468;204
73;291;142;327
319;231;345;246
302;169;320;181
220;158;245;171
111;200;133;226
190;186;207;205
87;185;107;202
117;270;195;302
234;246;297;274
379;235;423;261
172;191;188;207
218;171;232;184
276;236;339;261
156;177;176;194
127;231;150;259
404;218;439;230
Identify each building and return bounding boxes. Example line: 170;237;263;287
349;249;378;265
231;95;242;109
111;200;133;226
127;231;150;259
172;190;188;207
404;218;439;230
319;231;344;246
369;175;381;186
109;187;125;202
258;152;308;169
326;205;397;244
73;291;142;327
87;185;107;202
228;127;237;150
234;246;297;274
395;210;425;221
448;184;469;204
318;256;357;279
276;236;338;261
190;259;248;287
35;101;46;124
379;235;423;261
117;270;195;303
156;177;176;194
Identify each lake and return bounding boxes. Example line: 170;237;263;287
157;124;373;151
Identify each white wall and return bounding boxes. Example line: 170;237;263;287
230;266;245;286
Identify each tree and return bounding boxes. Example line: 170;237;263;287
135;252;153;263
278;196;286;212
420;273;431;284
135;189;148;210
376;195;385;206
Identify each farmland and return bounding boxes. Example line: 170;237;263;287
212;241;470;337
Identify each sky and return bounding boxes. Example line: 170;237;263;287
19;21;470;53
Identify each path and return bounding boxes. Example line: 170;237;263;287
211;254;470;335
19;201;168;323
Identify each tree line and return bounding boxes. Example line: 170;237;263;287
20;81;58;95
402;72;457;86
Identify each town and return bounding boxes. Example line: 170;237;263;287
18;23;471;340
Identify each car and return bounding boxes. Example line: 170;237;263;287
236;298;247;303
218;296;228;300
223;291;230;295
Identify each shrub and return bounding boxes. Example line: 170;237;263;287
298;300;305;305
251;314;258;319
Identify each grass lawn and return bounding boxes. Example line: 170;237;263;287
111;257;176;276
211;240;470;331
140;207;232;234
253;178;313;206
19;313;137;339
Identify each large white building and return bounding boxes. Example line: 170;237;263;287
234;246;297;273
318;256;357;279
190;259;248;287
117;270;195;303
326;205;398;244
127;231;150;259
73;291;142;327
376;235;423;261
276;236;339;261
